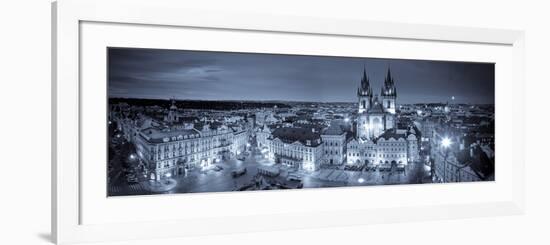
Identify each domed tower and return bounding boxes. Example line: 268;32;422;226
166;98;178;123
381;68;397;114
357;68;373;114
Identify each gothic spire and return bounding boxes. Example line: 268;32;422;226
385;67;393;86
358;67;373;97
361;67;369;86
382;67;397;96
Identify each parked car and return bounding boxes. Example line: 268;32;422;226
231;167;247;178
126;175;138;184
257;165;280;177
286;174;302;182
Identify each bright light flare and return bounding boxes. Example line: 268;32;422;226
441;137;452;148
358;178;365;183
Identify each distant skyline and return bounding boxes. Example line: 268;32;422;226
108;48;495;104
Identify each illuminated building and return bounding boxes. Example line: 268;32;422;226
321;123;347;165
133;104;249;180
349;68;418;167
266;127;323;171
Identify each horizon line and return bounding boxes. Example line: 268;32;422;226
108;96;495;105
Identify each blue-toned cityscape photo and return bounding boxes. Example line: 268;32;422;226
107;47;495;196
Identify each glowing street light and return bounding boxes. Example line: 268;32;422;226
439;137;452;183
344;117;350;123
441;137;452;148
357;178;365;184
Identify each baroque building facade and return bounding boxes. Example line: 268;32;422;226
119;102;250;180
134;122;249;180
266;127;323;171
321;123;347;165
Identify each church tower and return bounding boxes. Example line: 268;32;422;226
357;68;373;141
166;98;178;123
381;68;397;115
357;68;373;114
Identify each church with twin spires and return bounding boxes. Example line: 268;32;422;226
346;68;419;166
356;68;397;141
258;66;419;169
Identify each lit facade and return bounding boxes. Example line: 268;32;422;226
347;130;417;166
321;123;347;165
256;124;271;150
266;127;323;171
356;68;397;141
350;68;418;166
134;113;249;180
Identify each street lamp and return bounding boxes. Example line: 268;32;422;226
440;137;452;182
441;137;452;148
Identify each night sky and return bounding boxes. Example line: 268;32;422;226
108;47;494;104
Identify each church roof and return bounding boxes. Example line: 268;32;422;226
456;145;495;180
322;123;345;135
271;127;322;146
367;101;386;114
377;130;407;141
139;127;201;143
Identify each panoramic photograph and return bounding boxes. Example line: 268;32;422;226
107;47;495;197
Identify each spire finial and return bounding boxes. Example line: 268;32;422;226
362;66;368;84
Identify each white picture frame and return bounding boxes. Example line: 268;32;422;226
52;0;525;244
